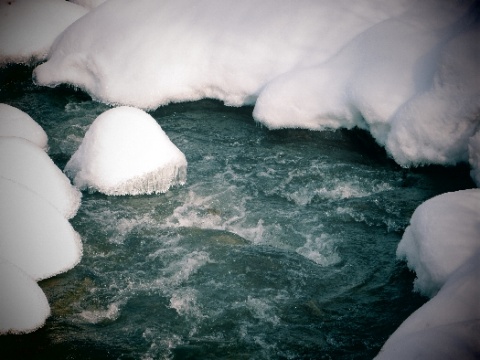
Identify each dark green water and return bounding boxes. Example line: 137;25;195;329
0;65;475;359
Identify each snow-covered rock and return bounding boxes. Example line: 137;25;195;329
65;106;187;195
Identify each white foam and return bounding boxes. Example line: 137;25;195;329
295;234;341;266
169;288;204;320
0;104;48;150
0;177;83;281
0;260;51;334
79;302;120;324
0;137;81;219
246;296;280;326
0;0;87;65
64;106;187;195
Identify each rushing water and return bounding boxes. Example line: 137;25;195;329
0;65;475;359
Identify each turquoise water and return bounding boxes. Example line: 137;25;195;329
1;65;475;359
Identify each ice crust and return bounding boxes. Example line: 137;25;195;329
0;103;48;149
0;260;51;334
65;106;187;195
0;0;87;66
32;0;480;173
376;189;480;359
0;137;81;219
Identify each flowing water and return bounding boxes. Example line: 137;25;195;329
0;65;475;359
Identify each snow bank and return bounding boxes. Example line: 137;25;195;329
0;103;48;149
0;260;51;334
0;137;81;219
0;109;82;335
65;106;187;195
0;177;83;281
376;189;480;359
33;0;480;170
376;252;480;360
396;189;480;296
0;0;88;66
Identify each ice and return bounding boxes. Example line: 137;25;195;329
64;106;187;195
0;177;83;281
0;137;81;219
0;260;50;334
396;189;480;296
376;189;480;359
0;0;87;66
0;104;48;150
32;0;480;175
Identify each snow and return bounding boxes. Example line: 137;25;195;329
375;190;480;359
0;260;51;334
68;0;106;10
1;0;479;344
0;108;83;334
0;137;81;219
0;103;48;150
32;0;480;173
376;252;480;360
469;131;480;187
0;0;88;66
396;189;480;297
0;177;83;281
64;106;187;195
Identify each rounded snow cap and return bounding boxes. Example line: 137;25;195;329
65;106;187;195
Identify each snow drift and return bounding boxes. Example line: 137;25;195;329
0;103;48;149
65;106;187;195
32;0;480;171
376;189;480;359
0;0;87;66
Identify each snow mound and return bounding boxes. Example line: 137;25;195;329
0;260;51;334
0;103;48;149
376;189;480;359
396;189;480;296
32;0;480;170
0;137;81;219
0;177;83;281
65;106;187;195
0;0;88;66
